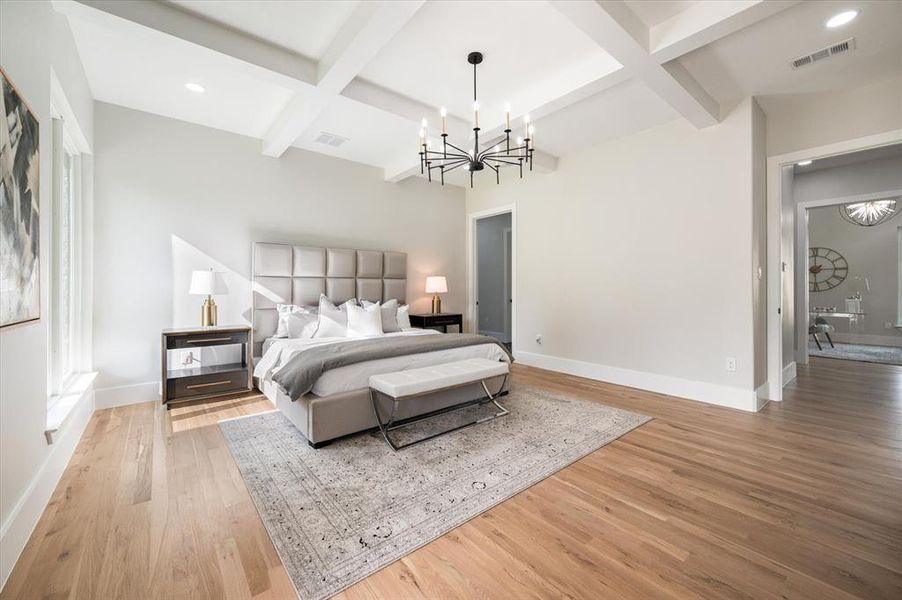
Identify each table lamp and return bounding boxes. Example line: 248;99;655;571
189;269;228;326
425;276;447;314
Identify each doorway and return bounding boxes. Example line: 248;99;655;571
772;143;902;392
469;206;516;352
800;195;902;367
767;132;902;401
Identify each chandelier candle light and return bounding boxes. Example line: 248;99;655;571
419;52;534;188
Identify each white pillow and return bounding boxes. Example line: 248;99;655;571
313;295;357;338
362;298;400;332
347;302;384;337
397;304;412;330
275;304;318;339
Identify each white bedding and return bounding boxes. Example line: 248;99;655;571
254;329;510;397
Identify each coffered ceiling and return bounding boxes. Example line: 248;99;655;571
55;0;902;188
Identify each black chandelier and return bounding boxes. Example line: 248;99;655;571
419;51;534;187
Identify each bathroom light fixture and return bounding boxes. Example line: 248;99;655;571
185;82;205;93
797;160;813;166
826;10;858;28
419;52;534;188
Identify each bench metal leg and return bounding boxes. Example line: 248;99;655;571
370;374;509;452
371;392;402;452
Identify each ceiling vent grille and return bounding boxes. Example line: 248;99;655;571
314;131;350;147
791;38;856;69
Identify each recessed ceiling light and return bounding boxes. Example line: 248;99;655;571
185;83;205;93
826;10;858;28
797;160;813;166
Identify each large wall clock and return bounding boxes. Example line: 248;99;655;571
808;247;848;292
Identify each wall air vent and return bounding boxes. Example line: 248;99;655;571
314;132;350;147
791;38;855;69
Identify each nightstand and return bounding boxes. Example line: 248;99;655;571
161;325;252;407
408;312;463;333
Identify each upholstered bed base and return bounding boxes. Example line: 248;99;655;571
259;376;509;446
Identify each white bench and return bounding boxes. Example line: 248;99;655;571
369;358;510;451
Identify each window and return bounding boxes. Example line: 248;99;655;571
49;117;82;394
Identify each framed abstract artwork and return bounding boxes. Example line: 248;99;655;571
0;66;41;328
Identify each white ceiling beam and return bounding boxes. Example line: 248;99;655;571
551;0;720;128
650;0;802;63
342;78;472;133
262;1;424;158
478;68;630;144
57;0;316;90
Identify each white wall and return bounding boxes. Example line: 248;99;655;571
91;102;466;404
795;155;902;346
476;212;511;340
763;76;902;157
467;100;761;410
0;0;94;587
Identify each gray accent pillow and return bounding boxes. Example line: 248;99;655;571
363;298;399;332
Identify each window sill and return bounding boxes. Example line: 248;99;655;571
46;372;97;445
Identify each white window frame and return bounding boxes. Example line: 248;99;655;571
48;71;93;403
49;119;81;394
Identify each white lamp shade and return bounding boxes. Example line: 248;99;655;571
189;270;228;295
425;276;448;294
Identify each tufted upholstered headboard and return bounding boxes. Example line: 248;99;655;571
251;242;407;356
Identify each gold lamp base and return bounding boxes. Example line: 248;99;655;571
431;294;441;314
201;296;218;327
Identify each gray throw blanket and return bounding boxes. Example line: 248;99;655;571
272;333;513;400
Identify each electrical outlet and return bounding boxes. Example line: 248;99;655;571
535;334;543;345
725;357;737;372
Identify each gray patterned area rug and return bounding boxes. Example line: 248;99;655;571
808;341;902;365
219;383;650;600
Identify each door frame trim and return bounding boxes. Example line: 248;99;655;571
503;226;512;343
765;129;902;402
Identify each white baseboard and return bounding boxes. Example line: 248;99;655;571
782;362;797;386
516;351;760;412
93;381;158;409
830;332;902;347
0;387;95;589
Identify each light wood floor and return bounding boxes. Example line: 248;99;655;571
3;358;901;599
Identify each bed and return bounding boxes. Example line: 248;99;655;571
252;242;510;447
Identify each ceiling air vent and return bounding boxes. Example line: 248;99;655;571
791;37;855;69
314;131;349;148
